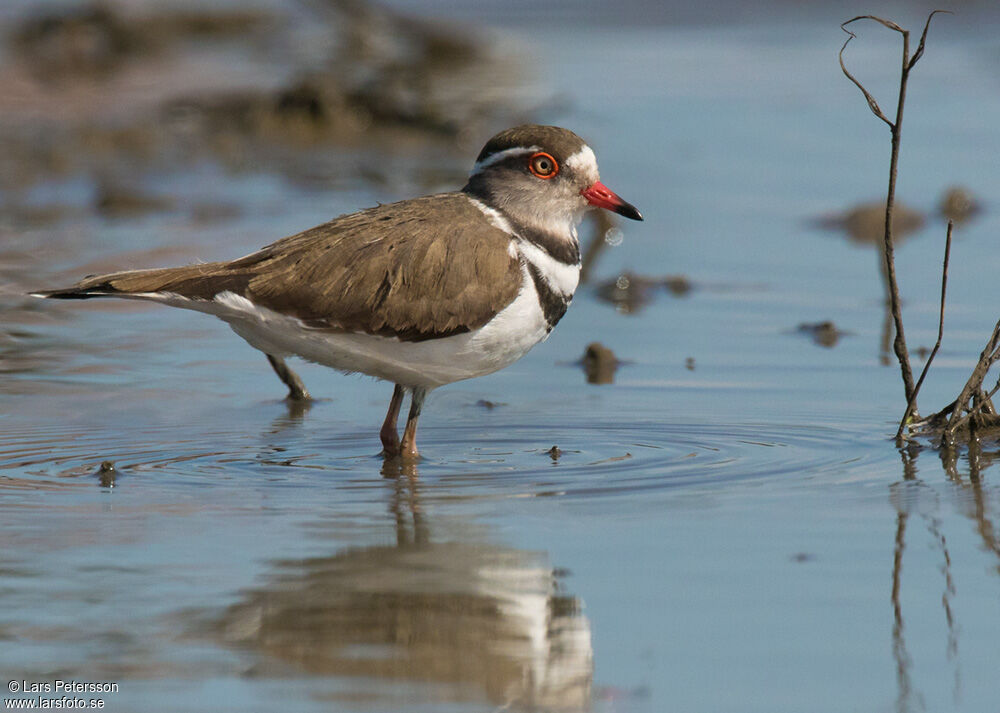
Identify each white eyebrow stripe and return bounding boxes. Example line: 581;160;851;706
469;146;540;175
565;144;597;175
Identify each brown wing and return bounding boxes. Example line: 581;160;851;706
44;193;522;342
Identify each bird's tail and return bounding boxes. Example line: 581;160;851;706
32;263;245;301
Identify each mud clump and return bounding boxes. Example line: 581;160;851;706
162;80;363;155
796;321;847;348
595;272;691;314
11;5;139;81
580;342;619;384
10;5;272;83
813;200;924;245
275;83;331;124
95;460;117;488
95;183;173;218
1;0;536;215
939;185;980;224
159;0;531;153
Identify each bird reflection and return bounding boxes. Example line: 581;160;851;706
213;466;593;710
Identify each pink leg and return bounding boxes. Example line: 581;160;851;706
399;387;427;459
380;384;404;456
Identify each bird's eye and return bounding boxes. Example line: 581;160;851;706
528;152;559;179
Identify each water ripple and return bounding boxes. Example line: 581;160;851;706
0;413;879;503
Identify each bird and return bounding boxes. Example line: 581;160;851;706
34;125;643;458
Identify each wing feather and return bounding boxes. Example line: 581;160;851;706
42;193;523;343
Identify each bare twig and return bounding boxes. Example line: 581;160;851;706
839;11;946;426
910;11;951;69
941;320;1000;444
897;221;952;439
839;25;893;128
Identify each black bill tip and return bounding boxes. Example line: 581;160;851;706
616;201;643;221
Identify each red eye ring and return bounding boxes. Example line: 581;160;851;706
528;152;559;179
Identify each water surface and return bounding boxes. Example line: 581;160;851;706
2;2;1000;712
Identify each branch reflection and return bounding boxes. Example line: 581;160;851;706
891;442;1000;711
939;440;1000;568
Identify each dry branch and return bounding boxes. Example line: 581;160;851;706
940;322;1000;443
839;11;947;433
896;221;952;439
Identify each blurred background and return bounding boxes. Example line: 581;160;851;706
2;1;1000;712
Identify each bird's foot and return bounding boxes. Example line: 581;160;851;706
380;426;401;458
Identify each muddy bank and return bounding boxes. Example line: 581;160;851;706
0;1;541;213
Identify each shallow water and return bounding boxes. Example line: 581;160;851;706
3;2;1000;712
